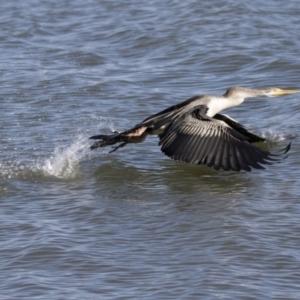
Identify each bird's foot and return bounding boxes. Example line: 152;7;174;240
109;142;128;153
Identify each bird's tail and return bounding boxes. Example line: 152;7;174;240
89;125;148;152
89;132;123;150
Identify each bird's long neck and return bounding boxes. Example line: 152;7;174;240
206;95;245;117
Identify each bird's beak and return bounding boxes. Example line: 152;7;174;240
271;88;300;97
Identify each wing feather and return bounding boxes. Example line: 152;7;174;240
159;107;288;171
214;113;266;143
194;124;211;161
212;134;225;170
197;126;214;165
233;140;251;171
220;134;231;171
206;127;222;168
228;139;241;171
176;123;204;162
187;126;202;164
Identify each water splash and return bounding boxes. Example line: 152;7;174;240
261;130;297;142
0;116;118;181
0;135;91;181
41;135;90;179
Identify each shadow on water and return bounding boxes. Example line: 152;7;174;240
160;161;253;195
92;157;254;199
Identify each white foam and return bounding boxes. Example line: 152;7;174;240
1;117;119;181
261;130;296;142
41;135;90;179
0;135;91;180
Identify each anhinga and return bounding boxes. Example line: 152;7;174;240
89;87;298;171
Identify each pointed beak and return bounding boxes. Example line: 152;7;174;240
272;88;300;97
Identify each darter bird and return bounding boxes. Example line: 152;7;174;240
89;87;298;171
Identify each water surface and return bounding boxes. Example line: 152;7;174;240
1;0;300;299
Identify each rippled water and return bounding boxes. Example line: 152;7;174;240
1;0;300;299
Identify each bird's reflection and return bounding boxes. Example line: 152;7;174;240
92;155;254;198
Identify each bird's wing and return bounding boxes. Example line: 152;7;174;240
141;95;202;127
159;106;284;171
214;113;266;143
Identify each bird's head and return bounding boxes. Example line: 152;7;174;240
224;86;299;100
261;87;299;97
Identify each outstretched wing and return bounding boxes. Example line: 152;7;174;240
214;113;266;143
159;106;286;171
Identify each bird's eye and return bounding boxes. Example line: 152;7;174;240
263;88;275;96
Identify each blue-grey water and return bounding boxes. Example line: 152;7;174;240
1;1;300;299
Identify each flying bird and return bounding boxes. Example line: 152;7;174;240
89;87;298;171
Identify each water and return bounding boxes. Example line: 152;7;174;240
1;0;300;299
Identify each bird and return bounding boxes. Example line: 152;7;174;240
89;86;299;172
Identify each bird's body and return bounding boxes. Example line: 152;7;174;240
90;87;298;171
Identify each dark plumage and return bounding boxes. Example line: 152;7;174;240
89;86;298;171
